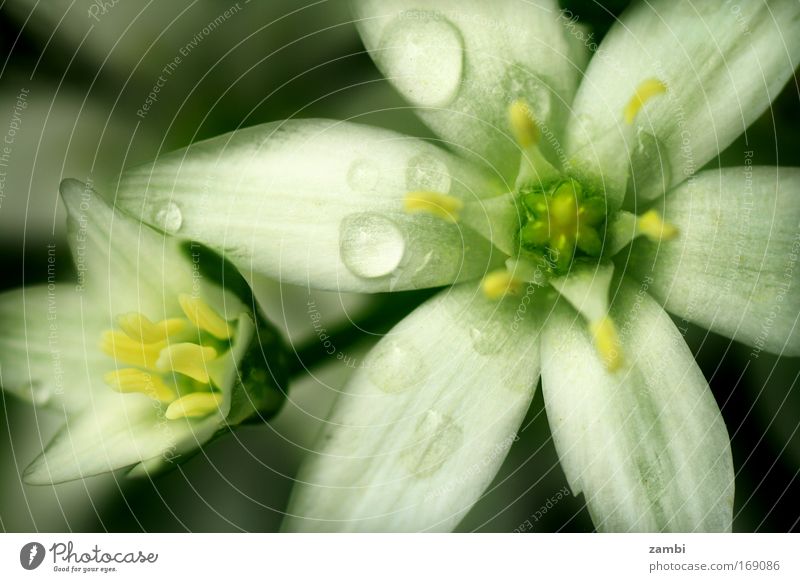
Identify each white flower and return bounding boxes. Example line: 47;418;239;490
107;0;800;531
0;180;286;484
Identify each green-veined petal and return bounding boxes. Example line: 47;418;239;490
112;119;501;293
540;280;734;532
282;282;540;532
626;167;800;356
565;0;800;205
352;0;582;178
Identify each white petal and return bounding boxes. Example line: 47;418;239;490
352;0;581;178
23;395;220;484
112;119;501;293
0;285;107;413
626;167;800;356
60;179;195;319
565;0;800;205
541;281;734;532
283;283;541;531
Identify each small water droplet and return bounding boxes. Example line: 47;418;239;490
347;159;380;194
154;202;183;234
469;322;508;356
379;13;464;107
368;339;426;394
629;132;672;201
405;153;451;193
402;410;463;477
339;213;406;279
502;64;553;124
29;383;52;406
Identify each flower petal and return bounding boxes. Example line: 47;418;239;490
112;119;501;293
23;395;220;484
0;285;107;413
282;282;541;531
60;179;196;319
352;0;581;178
565;0;800;205
626;167;800;356
541;280;734;532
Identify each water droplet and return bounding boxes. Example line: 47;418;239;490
368;339;426;394
629;132;672;201
469;322;509;356
29;383;52;406
347;159;380;194
502;64;553;127
154;202;183;234
405;153;451;193
379;13;464;107
339;213;406;279
402;410;463;477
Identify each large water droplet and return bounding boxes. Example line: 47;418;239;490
379;13;464;107
339;213;406;279
405;153;451;193
154;202;183;234
628;132;672;201
402;410;463;477
347;159;380;194
368;339;426;394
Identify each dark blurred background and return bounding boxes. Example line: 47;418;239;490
0;0;798;532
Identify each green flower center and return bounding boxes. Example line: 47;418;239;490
518;178;607;274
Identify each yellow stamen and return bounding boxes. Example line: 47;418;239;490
508;100;539;148
117;313;185;344
403;191;463;223
100;331;164;369
623;78;667;124
178;294;232;339
156;343;218;384
589;316;623;372
482;270;523;300
104;368;176;403
165;392;224;420
637;209;679;242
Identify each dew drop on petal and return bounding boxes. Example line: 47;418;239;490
405;153;451;193
29;382;52;406
368;339;426;394
628;132;672;201
339;212;406;279
379;13;464;107
154;202;183;234
347;159;380;194
402;410;463;477
469;322;508;356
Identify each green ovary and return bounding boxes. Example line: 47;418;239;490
517;178;608;274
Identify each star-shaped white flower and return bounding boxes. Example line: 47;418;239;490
107;0;799;531
0;180;286;483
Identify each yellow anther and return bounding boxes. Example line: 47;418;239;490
156;343;218;384
403;191;464;223
508;100;539;148
589;316;623;372
482;270;523;300
104;368;176;403
117;313;185;344
165;392;224;420
637;209;679;242
623;78;667;124
100;331;164;369
178;294;232;340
